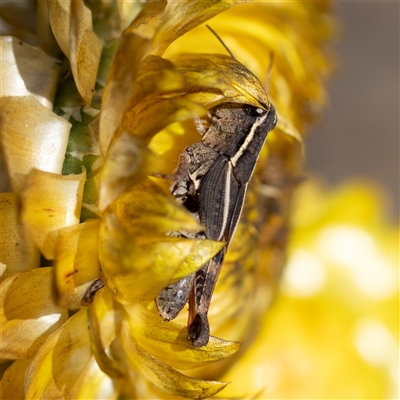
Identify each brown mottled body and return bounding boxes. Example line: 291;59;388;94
156;102;277;347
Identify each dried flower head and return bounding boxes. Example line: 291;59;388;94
0;1;340;399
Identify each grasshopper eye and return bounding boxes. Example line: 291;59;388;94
244;105;266;117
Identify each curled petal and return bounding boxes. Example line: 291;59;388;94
171;238;226;282
111;178;204;236
0;96;71;192
47;0;102;104
151;0;250;56
99;1;167;154
98;213;141;277
116;1;141;31
107;238;224;304
98;133;160;212
99;34;149;154
127;64;250;159
100;1;263;158
127;55;186;108
54;219;101;309
124;1;167;39
19;169;86;260
0;359;31;400
47;0;70;57
121;54;271;143
69;0;103;104
25;308;91;400
0;193;39;281
165;2;334;128
0;268;68;359
99;175;221;280
123;96;207;143
0;36;59;109
120;321;228;399
68;356;120;400
174;54;269;108
89;286;124;378
101;202;221;287
125;304;241;370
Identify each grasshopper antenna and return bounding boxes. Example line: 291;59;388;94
206;24;236;60
265;51;274;94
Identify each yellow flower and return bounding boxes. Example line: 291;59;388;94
0;1;340;399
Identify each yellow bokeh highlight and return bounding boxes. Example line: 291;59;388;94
220;180;399;399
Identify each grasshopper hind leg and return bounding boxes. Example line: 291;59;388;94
156;273;195;321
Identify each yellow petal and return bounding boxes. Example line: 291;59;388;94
98;133;160;212
101;204;217;281
99;176;215;279
99;34;150;155
119;53;271;146
0;359;31;400
0;96;71;192
0;192;39;281
170;238;226;282
54;219;101;309
0;267;68;359
89;286;124;378
164;2;334;129
99;1;167;154
107;238;223;304
0;36;59;109
121;320;228;399
111;178;204;236
127;55;186;107
47;0;71;57
48;0;102;104
98;213;138;277
124;1;167;39
19;169;86;260
101;172;224;300
123;96;207;143
25;308;91;400
151;0;250;56
174;54;269;108
100;1;257;153
116;0;142;31
68;356;119;400
69;0;103;104
125;304;241;370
